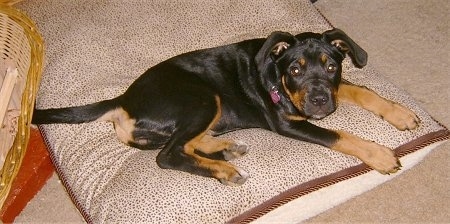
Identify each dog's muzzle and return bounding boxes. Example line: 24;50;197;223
303;81;336;119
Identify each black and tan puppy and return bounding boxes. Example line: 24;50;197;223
33;28;419;186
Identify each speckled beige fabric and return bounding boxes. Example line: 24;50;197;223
20;0;447;223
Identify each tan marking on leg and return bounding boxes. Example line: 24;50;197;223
184;95;222;152
187;153;248;186
284;114;306;121
332;130;401;174
194;135;248;161
97;107;135;144
194;135;234;154
183;95;248;185
338;83;419;130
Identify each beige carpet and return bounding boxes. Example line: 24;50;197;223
15;0;449;222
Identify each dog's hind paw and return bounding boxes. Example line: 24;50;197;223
219;167;249;186
223;141;249;161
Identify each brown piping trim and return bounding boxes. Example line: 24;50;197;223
312;3;335;29
396;128;449;157
227;128;449;223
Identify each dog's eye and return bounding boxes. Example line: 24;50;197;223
326;64;337;73
290;67;301;76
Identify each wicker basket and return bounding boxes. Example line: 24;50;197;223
0;1;22;6
0;4;44;207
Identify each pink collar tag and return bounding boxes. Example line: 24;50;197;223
270;87;281;104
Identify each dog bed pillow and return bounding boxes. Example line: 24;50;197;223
21;0;448;223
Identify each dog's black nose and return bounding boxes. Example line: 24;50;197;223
309;94;328;106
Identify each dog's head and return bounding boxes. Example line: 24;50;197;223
255;28;367;119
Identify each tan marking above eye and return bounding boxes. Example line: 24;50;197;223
299;58;306;67
321;53;328;64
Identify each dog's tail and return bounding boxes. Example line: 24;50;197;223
32;97;120;124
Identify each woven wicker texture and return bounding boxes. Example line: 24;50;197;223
0;1;23;6
0;4;44;207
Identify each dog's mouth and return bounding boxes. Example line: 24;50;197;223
302;89;337;119
286;90;336;120
305;104;335;120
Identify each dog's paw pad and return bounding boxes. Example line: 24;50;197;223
223;141;249;160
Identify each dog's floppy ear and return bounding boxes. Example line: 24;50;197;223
322;28;368;68
255;31;295;72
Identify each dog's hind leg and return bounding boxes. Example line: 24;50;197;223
193;135;249;161
155;95;249;186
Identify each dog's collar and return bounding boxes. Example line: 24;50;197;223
270;86;281;104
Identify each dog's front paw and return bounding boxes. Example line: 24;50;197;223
223;141;249;161
362;142;401;174
382;102;420;131
218;166;249;186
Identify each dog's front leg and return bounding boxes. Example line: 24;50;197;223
276;120;401;174
331;130;401;174
338;82;420;130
